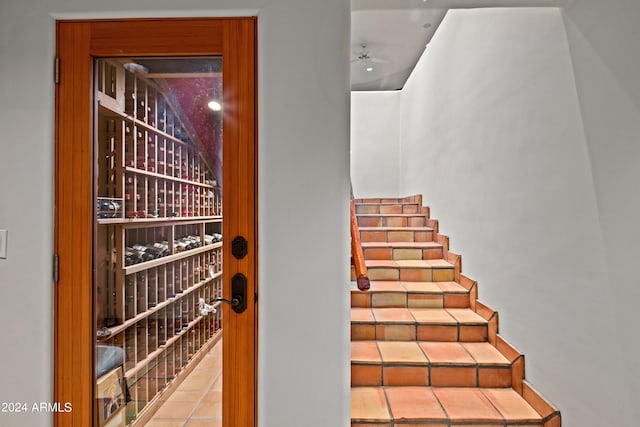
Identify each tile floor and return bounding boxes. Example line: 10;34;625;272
145;340;222;427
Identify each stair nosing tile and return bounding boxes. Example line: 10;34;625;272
359;226;434;231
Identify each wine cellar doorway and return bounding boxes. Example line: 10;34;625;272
54;18;257;427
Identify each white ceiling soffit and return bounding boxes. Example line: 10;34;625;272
350;0;577;91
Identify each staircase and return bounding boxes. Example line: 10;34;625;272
350;195;560;427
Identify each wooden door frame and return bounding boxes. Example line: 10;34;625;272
54;18;257;427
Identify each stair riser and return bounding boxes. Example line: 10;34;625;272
351;364;512;388
360;230;434;243
354;196;421;204
363;247;444;261
355;204;420;215
351;323;488;342
358;215;426;228
351;292;470;309
364;267;455;282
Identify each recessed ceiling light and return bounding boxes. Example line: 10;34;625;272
207;100;222;111
366;67;373;72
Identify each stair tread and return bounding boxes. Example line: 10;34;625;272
360;226;433;231
352;386;543;423
351;307;487;325
366;259;453;268
354;199;420;205
361;241;442;249
350;280;467;294
357;213;425;217
351;341;509;366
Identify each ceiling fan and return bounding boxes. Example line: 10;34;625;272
351;43;388;66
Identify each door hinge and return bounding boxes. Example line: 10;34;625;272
53;254;60;282
54;57;60;85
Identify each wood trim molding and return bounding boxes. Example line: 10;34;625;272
55;18;257;427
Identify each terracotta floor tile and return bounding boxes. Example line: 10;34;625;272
351;341;382;363
190;391;222;418
459;325;488;342
444;294;471;308
352;365;382;386
368;268;399;281
388;231;415;242
369;281;405;292
365;248;393;260
396;259;453;268
366;260;398;268
402;282;441;293
419;342;475;365
478;367;512;388
351;292;371;308
408;294;444;308
211;375;222;392
373;308;414;323
383;366;429;386
376;324;416;341
380;205;402;214
385;387;446;421
177;375;216;392
395;260;433;268
483;389;541;422
409;309;457;324
184;420;222;427
361;231;387;242
372;292;406;308
400;268;433;282
434;388;503;422
152;398;198;419
462;343;509;365
357;205;380;214
165;391;204;403
447;309;487;324
377;341;428;365
436;282;468;293
414;231;434;242
145;421;187;427
393;248;423;260
351;308;375;322
430;366;477;387
433;269;455;282
351;387;392;422
352;324;376;340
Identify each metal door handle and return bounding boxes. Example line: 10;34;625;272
214;273;247;314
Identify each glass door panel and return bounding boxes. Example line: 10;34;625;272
93;57;223;426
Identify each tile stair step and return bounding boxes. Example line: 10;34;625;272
355;203;421;215
357;213;427;228
360;259;455;282
359;226;435;243
351;341;512;387
351;386;547;426
354;196;421;205
361;241;444;261
350;280;469;309
351;307;488;342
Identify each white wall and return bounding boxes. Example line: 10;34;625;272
0;1;351;427
351;91;402;197
351;5;640;426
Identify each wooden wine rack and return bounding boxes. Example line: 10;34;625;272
94;60;223;426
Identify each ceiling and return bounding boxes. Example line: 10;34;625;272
350;0;576;91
